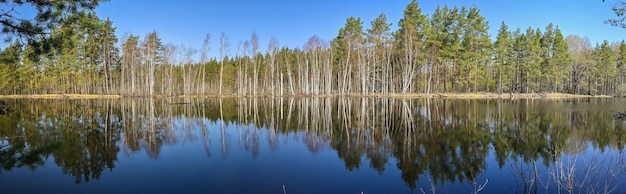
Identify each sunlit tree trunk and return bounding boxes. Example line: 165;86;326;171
219;32;228;96
200;34;211;96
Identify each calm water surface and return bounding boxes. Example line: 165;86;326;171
1;97;626;194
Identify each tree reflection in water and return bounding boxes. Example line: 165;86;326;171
0;97;625;192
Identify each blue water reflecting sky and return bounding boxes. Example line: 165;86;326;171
2;98;626;193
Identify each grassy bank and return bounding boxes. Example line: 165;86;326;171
372;92;613;99
0;94;122;99
154;92;615;99
0;93;612;99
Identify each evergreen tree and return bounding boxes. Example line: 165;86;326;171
121;35;140;96
494;21;513;94
97;18;120;94
516;27;543;93
54;21;80;93
141;31;164;96
606;0;626;28
426;5;463;93
395;0;428;93
460;7;491;92
619;40;626;69
540;23;554;90
0;0;625;97
0;0;105;47
17;44;38;94
332;16;363;94
594;40;616;94
0;41;22;94
551;27;571;92
618;40;626;92
366;13;392;94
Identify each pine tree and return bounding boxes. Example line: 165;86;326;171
529;28;543;93
617;40;626;93
494;21;512;94
0;41;22;94
141;31;164;96
366;13;392;94
18;44;40;94
98;18;120;94
606;0;626;28
332;16;363;94
395;0;428;93
52;19;80;93
121;35;140;96
426;5;462;93
1;0;105;56
551;27;571;93
540;23;554;91
460;7;491;92
594;40;616;94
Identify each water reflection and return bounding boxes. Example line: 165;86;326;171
1;97;626;193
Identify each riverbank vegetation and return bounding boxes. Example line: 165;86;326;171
1;0;625;97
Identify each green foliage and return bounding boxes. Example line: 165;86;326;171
605;0;626;28
594;40;617;94
551;27;572;91
494;21;513;93
0;0;107;55
396;0;428;59
0;0;625;96
618;40;626;68
367;13;391;43
426;5;464;92
460;6;492;92
332;16;363;64
0;40;21;93
1;139;60;175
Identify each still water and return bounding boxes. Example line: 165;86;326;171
1;97;626;193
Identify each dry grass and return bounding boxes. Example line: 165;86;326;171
191;92;612;99
0;92;611;99
0;94;121;99
363;92;611;99
286;92;611;99
432;92;610;99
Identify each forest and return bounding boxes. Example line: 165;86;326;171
1;0;626;97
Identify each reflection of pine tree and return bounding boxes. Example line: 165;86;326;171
0;139;60;175
0;99;124;184
3;95;626;190
51;100;121;184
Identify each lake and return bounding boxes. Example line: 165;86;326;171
1;97;626;194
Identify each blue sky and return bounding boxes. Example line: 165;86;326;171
6;0;626;59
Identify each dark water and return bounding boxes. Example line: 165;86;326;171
1;97;626;194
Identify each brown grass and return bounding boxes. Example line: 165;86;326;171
0;94;121;99
0;92;611;99
383;92;612;99
182;92;613;99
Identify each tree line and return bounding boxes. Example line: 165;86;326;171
1;0;625;96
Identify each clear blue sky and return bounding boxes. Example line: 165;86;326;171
7;0;626;59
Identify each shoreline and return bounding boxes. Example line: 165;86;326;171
0;93;613;99
0;94;122;99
